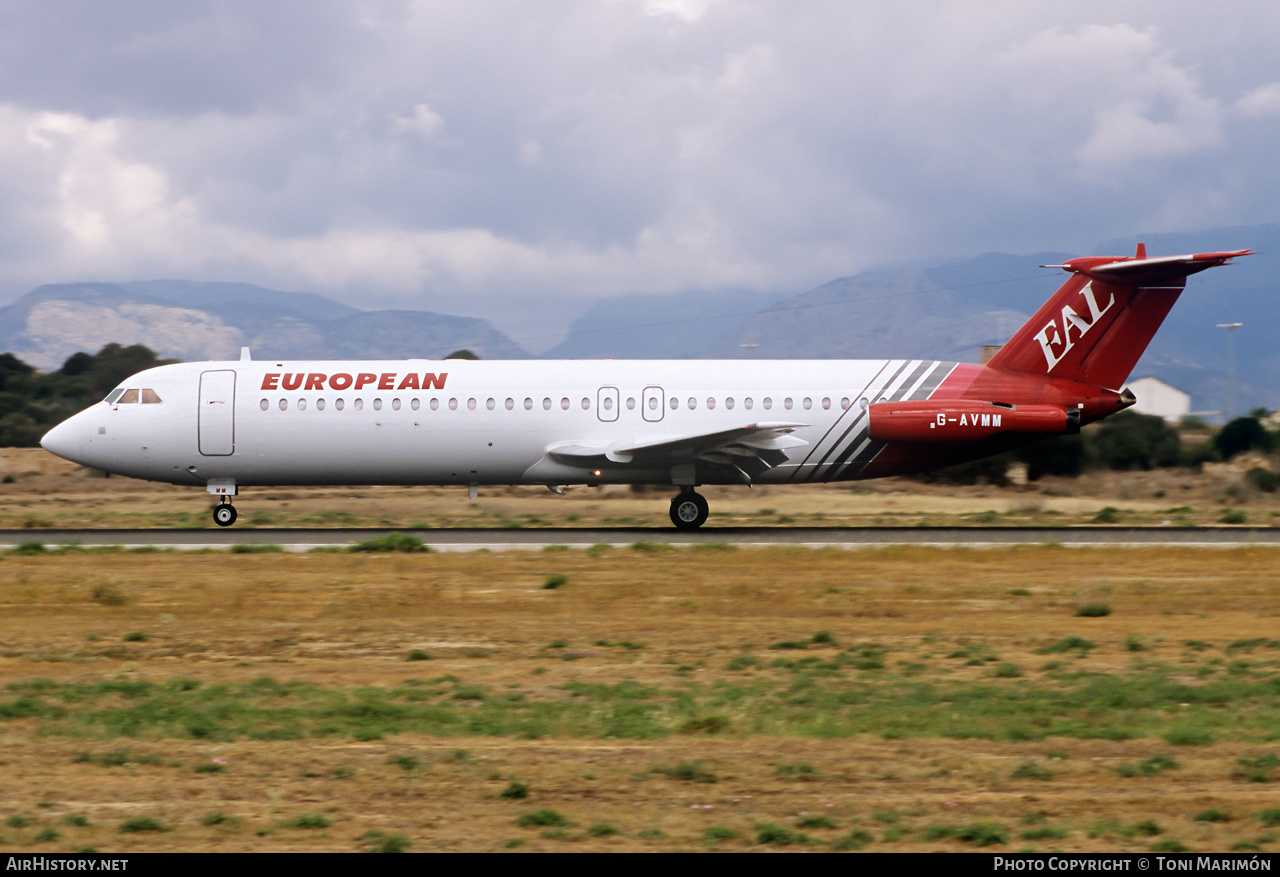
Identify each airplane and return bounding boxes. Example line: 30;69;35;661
39;245;1249;530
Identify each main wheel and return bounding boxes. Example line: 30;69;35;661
669;492;709;530
213;504;238;527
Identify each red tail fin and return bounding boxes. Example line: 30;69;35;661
985;247;1250;390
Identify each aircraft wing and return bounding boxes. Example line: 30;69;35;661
545;422;808;483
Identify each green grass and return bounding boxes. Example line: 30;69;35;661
796;815;836;829
1117;754;1180;777
924;821;1009;846
653;761;717;783
756;822;817;845
833;829;874;850
499;780;529;800
517;809;568;828
285;813;332;829
4;661;1280;745
362;830;410;852
348;532;429;553
1234;753;1279;783
202;811;238;826
1011;761;1053;780
387;754;419;772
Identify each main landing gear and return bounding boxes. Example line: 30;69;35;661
669;490;709;531
212;498;238;527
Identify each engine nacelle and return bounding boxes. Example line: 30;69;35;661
868;400;1078;444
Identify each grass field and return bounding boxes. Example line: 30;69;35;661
1;542;1279;852
3;447;1280;531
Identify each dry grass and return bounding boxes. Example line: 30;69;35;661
3;447;1279;530
0;545;1278;851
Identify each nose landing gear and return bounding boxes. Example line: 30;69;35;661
669;490;709;530
212;498;238;527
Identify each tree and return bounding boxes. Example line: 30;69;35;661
1214;416;1272;460
1088;411;1181;471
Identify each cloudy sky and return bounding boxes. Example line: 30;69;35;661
1;0;1278;350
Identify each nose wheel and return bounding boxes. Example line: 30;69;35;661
212;500;238;527
669;491;709;530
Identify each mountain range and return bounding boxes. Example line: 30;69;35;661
1;224;1275;414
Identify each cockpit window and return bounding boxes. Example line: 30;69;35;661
108;388;162;405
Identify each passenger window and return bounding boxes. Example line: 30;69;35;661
603;397;614;411
560;397;570;410
488;398;496;411
841;397;851;410
647;397;657;410
449;398;458;410
118;389;139;404
725;397;734;410
392;398;401;411
259;399;269;411
627;398;635;410
822;397;831;410
298;398;307;411
744;397;753;410
411;398;420;411
467;398;476;410
373;398;382;411
354;399;364;411
317;398;326;411
763;397;773;410
581;397;589;410
803;397;812;410
430;398;439;410
543;397;552;410
783;397;793;410
278;399;288;411
524;398;533;410
687;397;696;410
336;398;345;410
141;389;162;403
505;398;514;410
669;397;678;410
706;398;715;410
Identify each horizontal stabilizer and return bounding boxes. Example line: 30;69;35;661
989;247;1250;389
1056;249;1252;286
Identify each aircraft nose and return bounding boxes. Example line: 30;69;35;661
41;417;86;464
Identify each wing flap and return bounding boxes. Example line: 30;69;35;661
540;422;809;481
610;422;808;460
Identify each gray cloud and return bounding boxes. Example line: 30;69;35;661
0;1;1278;349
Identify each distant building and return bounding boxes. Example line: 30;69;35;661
1127;376;1191;423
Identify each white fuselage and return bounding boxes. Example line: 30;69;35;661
40;357;957;489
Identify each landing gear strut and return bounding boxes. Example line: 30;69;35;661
669;490;709;530
212;498;238;527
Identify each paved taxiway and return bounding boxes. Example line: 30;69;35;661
2;526;1279;551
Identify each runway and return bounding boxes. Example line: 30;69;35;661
3;525;1279;551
